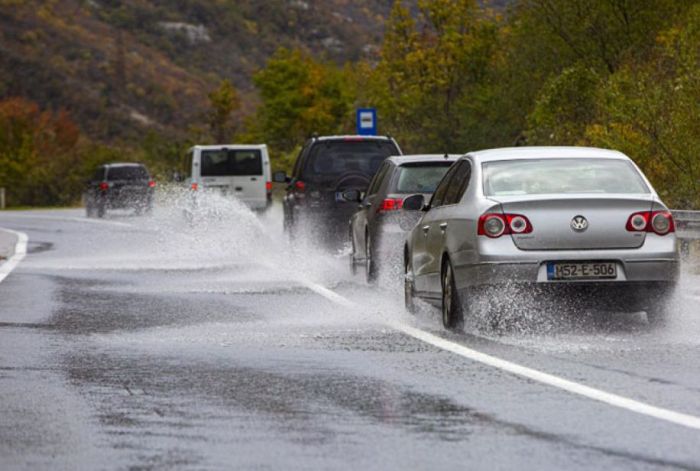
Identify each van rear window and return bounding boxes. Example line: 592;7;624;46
201;150;263;176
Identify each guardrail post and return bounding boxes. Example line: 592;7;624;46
0;188;5;209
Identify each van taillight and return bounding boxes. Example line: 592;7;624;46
99;182;109;191
378;198;404;212
148;180;156;188
191;182;198;191
266;181;272;192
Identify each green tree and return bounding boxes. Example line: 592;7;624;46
208;79;241;143
361;0;500;153
244;48;354;170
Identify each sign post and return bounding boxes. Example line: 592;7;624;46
356;108;377;136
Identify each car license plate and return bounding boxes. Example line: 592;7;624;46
547;262;617;280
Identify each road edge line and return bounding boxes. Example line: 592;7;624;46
0;229;28;284
298;279;700;432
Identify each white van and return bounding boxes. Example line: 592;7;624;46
186;144;271;210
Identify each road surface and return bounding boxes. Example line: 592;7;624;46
1;201;699;470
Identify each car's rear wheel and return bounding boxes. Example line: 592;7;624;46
404;258;417;314
365;233;376;284
349;229;358;276
441;259;464;330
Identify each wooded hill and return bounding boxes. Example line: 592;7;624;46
0;0;396;142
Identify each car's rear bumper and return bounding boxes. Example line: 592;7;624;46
454;232;680;289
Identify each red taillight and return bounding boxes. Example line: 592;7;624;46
626;211;675;235
99;181;109;191
191;182;198;191
478;213;533;238
266;181;272;192
295;181;306;192
148;180;156;188
378;198;404;212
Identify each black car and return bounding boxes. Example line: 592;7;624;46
274;135;402;244
85;163;155;218
348;154;459;282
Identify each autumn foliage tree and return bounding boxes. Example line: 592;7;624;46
0;97;86;206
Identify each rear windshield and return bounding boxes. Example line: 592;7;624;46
107;166;149;180
482;158;650;196
303;140;399;180
393;162;453;193
201;149;263;176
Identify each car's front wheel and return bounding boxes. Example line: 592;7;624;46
441;258;464;330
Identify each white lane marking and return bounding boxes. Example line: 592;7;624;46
0;213;131;227
0;229;28;284
298;279;700;431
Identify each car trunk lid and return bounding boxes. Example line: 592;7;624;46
492;195;654;250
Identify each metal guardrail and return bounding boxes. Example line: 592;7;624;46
672;210;700;241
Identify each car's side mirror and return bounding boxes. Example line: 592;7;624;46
342;189;362;202
272;171;289;183
402;194;426;211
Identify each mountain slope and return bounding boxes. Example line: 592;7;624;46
0;0;397;141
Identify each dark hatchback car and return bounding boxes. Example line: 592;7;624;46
85;163;155;218
275;135;402;243
348;154;459;282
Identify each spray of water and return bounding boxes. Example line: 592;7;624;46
22;185;700;352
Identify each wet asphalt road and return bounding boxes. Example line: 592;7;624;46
1;202;700;470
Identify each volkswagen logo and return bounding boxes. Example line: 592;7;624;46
571;215;589;232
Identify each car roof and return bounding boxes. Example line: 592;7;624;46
314;135;395;142
387;154;461;165
104;162;147;167
190;144;267;150
466;146;630;162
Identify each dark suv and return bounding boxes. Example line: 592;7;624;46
274;135;402;243
85;163;155;218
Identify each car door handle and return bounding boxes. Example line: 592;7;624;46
422;225;430;235
439;222;448;231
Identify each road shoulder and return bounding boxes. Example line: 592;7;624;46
0;228;18;262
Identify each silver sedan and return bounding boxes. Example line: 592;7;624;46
402;147;680;330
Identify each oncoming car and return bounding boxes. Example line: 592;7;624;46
347;154;459;282
402;147;680;330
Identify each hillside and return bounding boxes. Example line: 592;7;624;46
0;0;398;142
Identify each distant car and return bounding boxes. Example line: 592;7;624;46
85;163;155;218
274;135;402;244
348;154;459;282
186;144;272;211
403;147;680;329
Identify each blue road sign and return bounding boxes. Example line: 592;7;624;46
356;108;377;136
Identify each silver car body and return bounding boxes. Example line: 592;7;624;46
405;147;680;305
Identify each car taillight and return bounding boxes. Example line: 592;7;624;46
266;181;272;192
295;181;305;192
191;182;198;191
478;213;533;238
627;211;675;235
148;180;156;188
99;182;109;191
378;198;404;212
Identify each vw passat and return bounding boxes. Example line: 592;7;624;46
402;147;680;330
